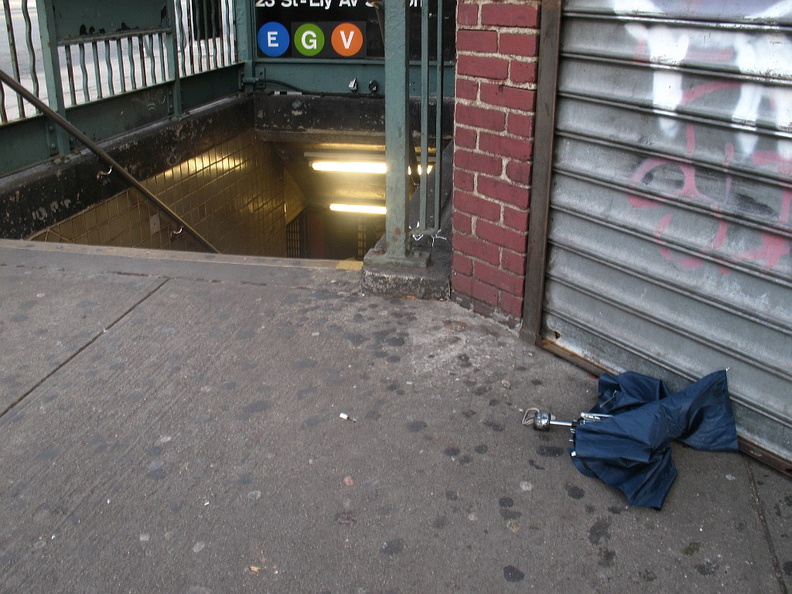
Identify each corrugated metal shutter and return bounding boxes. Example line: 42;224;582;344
529;1;791;468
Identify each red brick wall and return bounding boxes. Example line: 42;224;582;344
451;0;539;326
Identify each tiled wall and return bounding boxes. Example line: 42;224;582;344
283;164;304;226
29;190;189;251
31;131;305;257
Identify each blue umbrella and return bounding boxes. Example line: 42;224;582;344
570;370;738;509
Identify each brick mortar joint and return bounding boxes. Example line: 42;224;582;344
454;164;534;188
479;0;540;5
476;168;532;187
474;249;525;268
457;50;538;61
479;81;540;93
456;228;528;264
454;170;535;196
455;80;539;95
454;101;538;118
457;25;539;32
458;191;504;206
459;137;537;151
456;124;535;140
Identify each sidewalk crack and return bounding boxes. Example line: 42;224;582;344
0;278;170;420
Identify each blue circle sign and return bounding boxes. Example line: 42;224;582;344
258;22;289;57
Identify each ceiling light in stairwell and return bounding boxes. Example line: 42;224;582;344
407;164;433;176
311;161;434;176
310;161;386;174
329;204;386;215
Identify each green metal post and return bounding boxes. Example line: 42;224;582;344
419;0;429;232
165;0;183;116
35;0;70;157
365;0;428;268
434;0;444;231
237;0;257;86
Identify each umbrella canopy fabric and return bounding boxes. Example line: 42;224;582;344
571;370;738;509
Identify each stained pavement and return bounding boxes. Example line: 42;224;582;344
0;239;790;593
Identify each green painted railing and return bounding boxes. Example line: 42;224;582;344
0;0;244;174
365;0;447;268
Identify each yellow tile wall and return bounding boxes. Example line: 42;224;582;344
30;132;305;257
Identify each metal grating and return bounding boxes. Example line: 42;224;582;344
528;0;792;468
0;0;238;125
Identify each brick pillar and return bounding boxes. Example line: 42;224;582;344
451;0;539;327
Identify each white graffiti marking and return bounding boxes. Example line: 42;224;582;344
613;0;792;147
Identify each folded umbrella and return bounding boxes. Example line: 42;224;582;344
570;370;738;509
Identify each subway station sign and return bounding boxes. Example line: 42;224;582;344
256;0;374;59
255;0;456;61
258;19;366;59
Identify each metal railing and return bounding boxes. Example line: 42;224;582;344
0;67;219;252
416;0;445;242
366;0;448;268
0;0;238;126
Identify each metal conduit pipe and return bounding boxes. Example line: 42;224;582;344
0;68;219;254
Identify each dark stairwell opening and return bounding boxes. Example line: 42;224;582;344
2;92;452;265
0;0;455;273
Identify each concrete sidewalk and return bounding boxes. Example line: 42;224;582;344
0;240;790;593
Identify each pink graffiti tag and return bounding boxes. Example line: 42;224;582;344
621;9;791;274
627;123;790;273
627;124;733;271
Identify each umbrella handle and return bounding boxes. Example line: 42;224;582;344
522;408;575;431
521;409;612;431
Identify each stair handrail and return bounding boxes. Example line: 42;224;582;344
0;68;219;253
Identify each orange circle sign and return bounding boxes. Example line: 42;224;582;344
331;23;363;57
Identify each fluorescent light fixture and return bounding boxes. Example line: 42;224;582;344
408;164;433;176
329;203;386;215
311;160;386;174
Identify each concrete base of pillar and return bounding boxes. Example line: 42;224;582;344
361;238;450;300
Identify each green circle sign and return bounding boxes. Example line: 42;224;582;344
294;24;325;57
